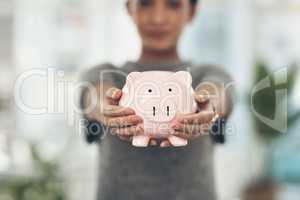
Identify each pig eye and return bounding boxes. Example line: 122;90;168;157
148;89;152;93
168;88;172;92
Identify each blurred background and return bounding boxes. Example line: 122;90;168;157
0;0;300;199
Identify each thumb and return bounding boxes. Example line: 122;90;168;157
106;87;122;100
194;93;210;104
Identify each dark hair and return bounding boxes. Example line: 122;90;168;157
190;0;198;5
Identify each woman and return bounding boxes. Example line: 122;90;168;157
80;0;234;199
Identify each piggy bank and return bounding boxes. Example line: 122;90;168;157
119;71;197;147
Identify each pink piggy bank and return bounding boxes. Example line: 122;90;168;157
119;71;197;147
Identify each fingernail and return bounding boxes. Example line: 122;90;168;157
112;90;120;98
197;94;209;102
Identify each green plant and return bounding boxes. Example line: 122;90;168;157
250;62;300;142
0;145;66;200
247;61;300;183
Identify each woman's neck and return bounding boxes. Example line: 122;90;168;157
138;46;181;64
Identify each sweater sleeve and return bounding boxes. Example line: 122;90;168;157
79;63;121;144
190;64;235;144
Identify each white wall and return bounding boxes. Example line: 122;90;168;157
12;0;300;199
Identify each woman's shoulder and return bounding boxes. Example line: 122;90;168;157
84;61;134;72
189;63;226;72
189;63;233;84
79;62;121;83
84;62;119;72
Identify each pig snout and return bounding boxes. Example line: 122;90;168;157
138;95;176;122
135;94;178;122
150;104;176;122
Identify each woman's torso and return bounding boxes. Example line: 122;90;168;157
96;61;216;200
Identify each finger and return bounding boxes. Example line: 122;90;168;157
105;88;122;100
105;88;122;105
111;125;144;137
160;140;172;148
103;105;135;117
118;135;132;142
198;101;212;111
173;111;215;125
172;123;212;135
194;93;210;104
104;115;143;127
106;97;119;106
149;139;158;146
171;131;201;140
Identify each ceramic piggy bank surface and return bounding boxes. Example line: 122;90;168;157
119;71;197;147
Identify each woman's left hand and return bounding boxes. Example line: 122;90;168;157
160;93;219;148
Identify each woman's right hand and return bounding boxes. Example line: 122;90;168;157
101;87;144;142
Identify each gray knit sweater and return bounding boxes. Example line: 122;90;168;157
80;61;233;200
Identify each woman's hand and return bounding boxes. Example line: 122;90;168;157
100;87;145;142
105;88;159;145
160;93;219;148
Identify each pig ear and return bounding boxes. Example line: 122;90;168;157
169;71;192;85
127;72;142;83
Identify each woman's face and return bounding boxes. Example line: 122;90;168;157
127;0;196;52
